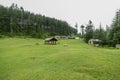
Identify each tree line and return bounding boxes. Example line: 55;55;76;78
80;9;120;47
0;3;77;38
0;3;120;47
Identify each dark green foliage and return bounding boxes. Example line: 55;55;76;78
80;9;120;47
0;4;76;38
107;10;120;46
83;21;107;45
93;24;106;45
80;25;85;37
75;23;78;33
84;20;94;43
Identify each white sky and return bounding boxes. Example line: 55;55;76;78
0;0;120;30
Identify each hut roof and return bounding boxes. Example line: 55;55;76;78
45;37;58;41
89;39;101;42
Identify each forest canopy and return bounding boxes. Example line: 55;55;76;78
0;3;77;38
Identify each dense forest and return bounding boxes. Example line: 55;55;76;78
0;3;77;38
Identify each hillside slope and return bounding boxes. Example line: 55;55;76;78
0;38;120;80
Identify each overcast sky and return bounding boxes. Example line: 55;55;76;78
0;0;120;29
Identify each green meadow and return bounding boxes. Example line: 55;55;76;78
0;38;120;80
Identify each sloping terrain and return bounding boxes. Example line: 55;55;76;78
0;38;120;80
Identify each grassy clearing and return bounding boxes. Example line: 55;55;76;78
0;38;120;80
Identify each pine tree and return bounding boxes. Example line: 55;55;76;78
108;9;120;46
84;20;94;43
80;25;85;38
75;23;78;34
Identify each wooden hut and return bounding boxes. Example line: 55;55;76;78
45;37;58;45
116;44;120;49
88;39;102;46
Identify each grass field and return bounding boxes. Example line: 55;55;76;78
0;38;120;80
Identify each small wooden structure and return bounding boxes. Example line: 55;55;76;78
45;37;58;45
116;44;120;49
88;39;102;46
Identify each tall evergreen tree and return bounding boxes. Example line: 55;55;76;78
108;9;120;46
80;25;85;38
75;23;78;34
93;23;106;45
84;20;94;43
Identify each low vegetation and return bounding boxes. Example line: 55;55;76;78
0;38;120;80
